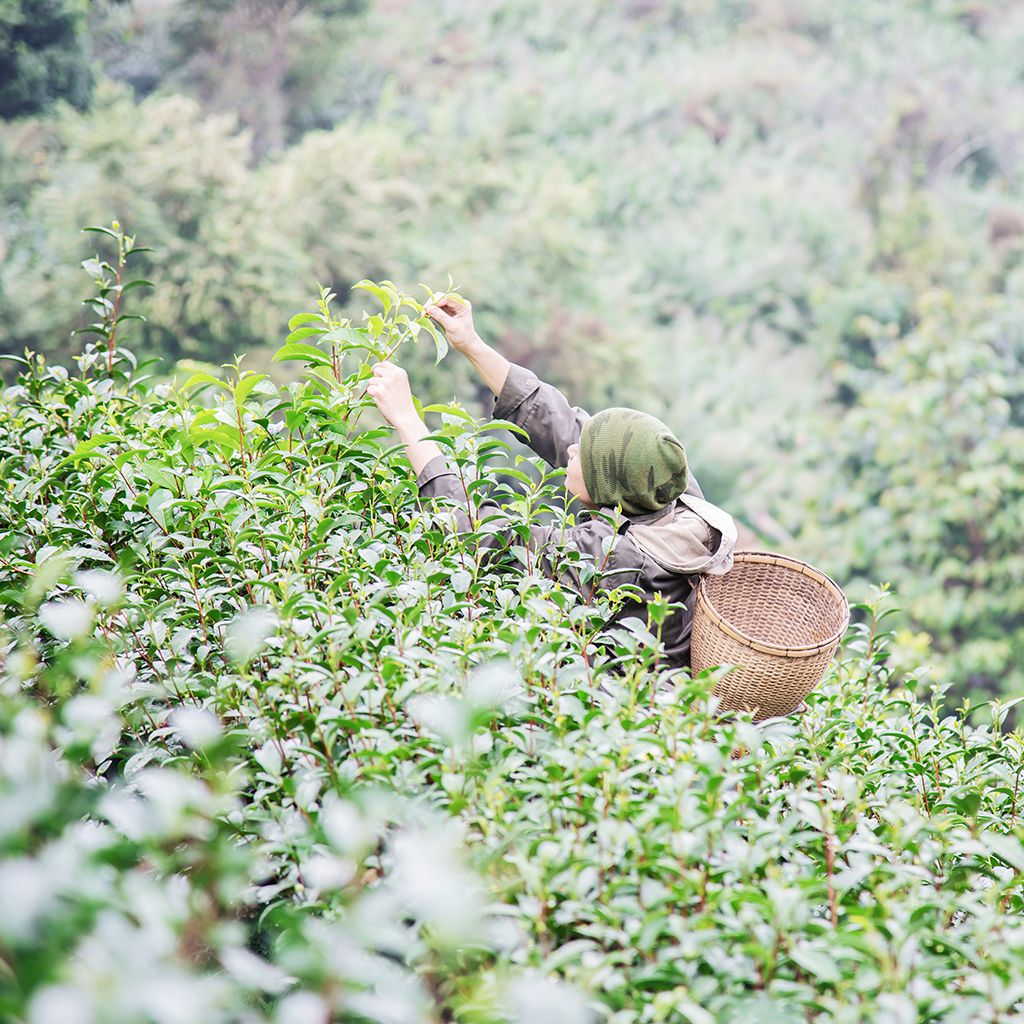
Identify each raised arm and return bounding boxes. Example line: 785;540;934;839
425;298;589;468
365;359;624;594
367;359;547;556
489;364;589;469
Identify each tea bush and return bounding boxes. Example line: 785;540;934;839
8;1;1024;701
1;236;1023;1022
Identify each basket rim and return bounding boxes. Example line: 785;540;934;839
695;550;850;658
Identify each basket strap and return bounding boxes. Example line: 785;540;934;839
675;493;738;575
625;493;738;577
616;519;701;598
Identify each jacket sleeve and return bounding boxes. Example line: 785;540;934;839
416;454;635;595
492;363;590;469
416;454;547;562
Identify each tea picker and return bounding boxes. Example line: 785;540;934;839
368;298;847;720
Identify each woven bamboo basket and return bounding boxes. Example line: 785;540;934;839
691;551;849;722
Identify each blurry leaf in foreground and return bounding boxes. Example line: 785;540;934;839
169;706;223;750
39;599;94;641
225;606;278;666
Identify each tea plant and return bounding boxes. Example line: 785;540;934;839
1;232;1023;1022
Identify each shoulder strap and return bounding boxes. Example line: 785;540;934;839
625;492;738;576
676;492;738;545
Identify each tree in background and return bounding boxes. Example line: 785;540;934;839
0;0;94;117
89;0;370;155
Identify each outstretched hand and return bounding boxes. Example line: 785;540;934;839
366;361;418;430
427;294;510;398
424;297;479;353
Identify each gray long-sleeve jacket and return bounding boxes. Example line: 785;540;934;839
416;364;737;668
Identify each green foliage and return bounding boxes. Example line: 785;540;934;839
75;221;154;372
0;0;93;118
1;2;1023;707
789;283;1024;697
1;247;1024;1021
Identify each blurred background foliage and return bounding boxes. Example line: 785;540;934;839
1;0;1023;701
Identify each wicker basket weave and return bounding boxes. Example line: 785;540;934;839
691;551;849;722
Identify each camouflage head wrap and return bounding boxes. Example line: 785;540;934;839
579;407;688;516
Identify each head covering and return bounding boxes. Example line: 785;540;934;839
579;407;689;516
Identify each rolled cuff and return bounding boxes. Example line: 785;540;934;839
416;454;457;491
492;363;541;424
